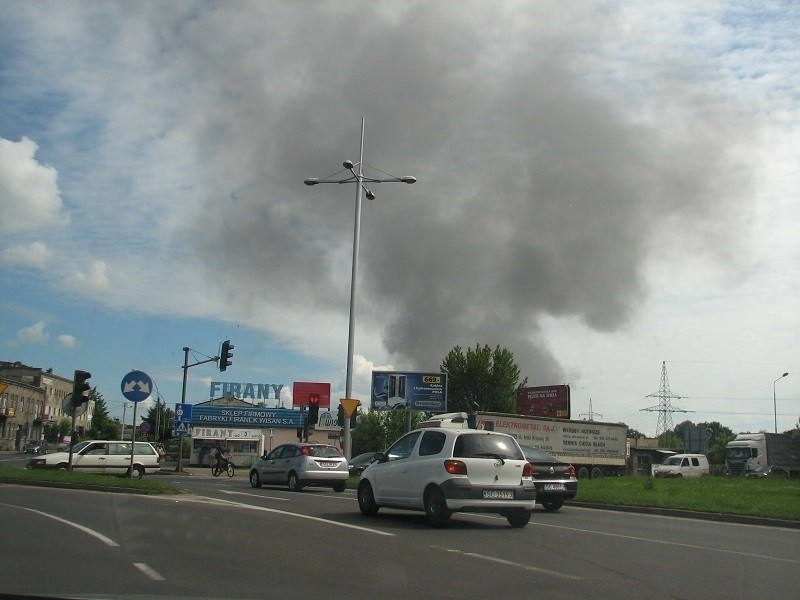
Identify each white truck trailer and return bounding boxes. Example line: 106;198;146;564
419;411;628;479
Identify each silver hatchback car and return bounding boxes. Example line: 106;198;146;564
249;442;349;492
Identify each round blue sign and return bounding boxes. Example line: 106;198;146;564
121;370;153;403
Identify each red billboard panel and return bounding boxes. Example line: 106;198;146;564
516;385;570;418
292;382;331;409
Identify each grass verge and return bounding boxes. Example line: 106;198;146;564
576;476;800;520
0;463;186;495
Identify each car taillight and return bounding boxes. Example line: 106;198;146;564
522;463;534;478
565;465;576;476
444;460;467;475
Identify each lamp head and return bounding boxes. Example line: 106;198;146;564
304;178;319;186
400;176;417;184
343;160;354;170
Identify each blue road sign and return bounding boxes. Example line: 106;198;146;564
175;403;193;423
172;421;190;436
121;370;153;403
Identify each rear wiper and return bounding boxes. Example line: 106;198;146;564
474;452;505;464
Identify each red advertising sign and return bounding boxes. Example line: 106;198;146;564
292;382;331;409
516;385;570;418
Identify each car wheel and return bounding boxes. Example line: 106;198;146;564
57;463;68;472
424;487;452;527
506;509;532;528
541;499;563;511
357;480;379;516
128;465;144;479
577;467;590;479
250;470;262;488
288;472;303;492
591;467;603;479
332;481;346;493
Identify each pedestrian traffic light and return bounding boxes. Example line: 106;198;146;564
337;404;345;427
308;394;320;425
72;370;92;406
219;340;234;372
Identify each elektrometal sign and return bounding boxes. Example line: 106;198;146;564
371;371;447;412
192;405;304;428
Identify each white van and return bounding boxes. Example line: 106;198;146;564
653;453;710;478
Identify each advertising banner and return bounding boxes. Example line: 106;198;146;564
192;405;304;428
371;371;447;412
292;381;331;409
516;385;571;418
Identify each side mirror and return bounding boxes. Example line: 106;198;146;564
375;452;388;463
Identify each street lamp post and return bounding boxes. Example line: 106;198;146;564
305;117;415;459
773;372;789;433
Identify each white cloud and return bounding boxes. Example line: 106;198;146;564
1;241;53;268
57;335;76;348
62;260;111;294
16;321;49;345
0;137;66;233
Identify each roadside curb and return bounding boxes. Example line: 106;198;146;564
569;500;800;529
0;477;151;495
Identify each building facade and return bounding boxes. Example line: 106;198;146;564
0;361;93;451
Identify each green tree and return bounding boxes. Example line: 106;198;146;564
440;344;526;413
351;410;425;456
88;389;120;440
627;427;645;439
141;401;173;442
698;421;736;466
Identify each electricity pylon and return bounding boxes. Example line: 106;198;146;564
640;361;689;437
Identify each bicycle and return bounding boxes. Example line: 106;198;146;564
211;455;235;477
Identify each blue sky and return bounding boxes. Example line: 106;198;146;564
1;1;798;436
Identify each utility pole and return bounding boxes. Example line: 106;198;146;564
579;399;602;422
640;361;691;438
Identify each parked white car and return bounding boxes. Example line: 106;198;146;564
652;453;710;478
27;440;162;479
358;428;536;527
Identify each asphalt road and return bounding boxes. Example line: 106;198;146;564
1;468;798;600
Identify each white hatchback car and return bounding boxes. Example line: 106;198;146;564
358;428;536;527
27;440;162;479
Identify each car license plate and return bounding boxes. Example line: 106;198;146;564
483;489;514;499
317;461;337;468
543;483;565;491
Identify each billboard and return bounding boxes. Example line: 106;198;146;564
292;382;331;409
371;371;447;412
516;385;570;418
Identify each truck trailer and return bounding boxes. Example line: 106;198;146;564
418;411;628;479
724;432;800;477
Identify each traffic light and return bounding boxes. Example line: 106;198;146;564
350;410;360;430
308;394;320;425
219;340;234;372
72;370;92;406
337;404;345;427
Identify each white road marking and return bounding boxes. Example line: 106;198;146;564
206;496;394;536
222;490;289;501
434;546;581;580
531;520;800;565
2;503;119;547
133;562;165;581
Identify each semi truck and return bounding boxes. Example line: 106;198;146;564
724;432;800;477
418;411;628;479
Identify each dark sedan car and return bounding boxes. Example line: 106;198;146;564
348;451;379;476
518;444;578;511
